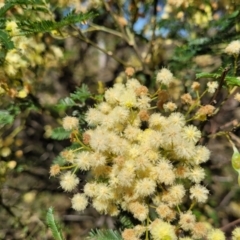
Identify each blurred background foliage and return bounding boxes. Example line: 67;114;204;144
1;0;240;239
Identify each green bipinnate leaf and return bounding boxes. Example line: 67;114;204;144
196;72;221;79
87;229;123;240
196;72;240;87
50;127;71;140
0;29;14;50
225;76;240;87
46;208;65;240
0;110;14;127
56;97;76;110
70;84;91;102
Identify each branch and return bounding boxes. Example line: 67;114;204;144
144;0;158;64
71;25;129;67
209;66;231;106
221;218;240;232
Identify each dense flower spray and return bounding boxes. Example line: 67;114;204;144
52;69;231;239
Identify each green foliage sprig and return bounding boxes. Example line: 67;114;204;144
18;10;96;35
46;207;65;240
87;229;123;240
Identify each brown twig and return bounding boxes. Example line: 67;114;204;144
102;0;150;73
209;66;231;106
221;218;240;232
71;25;129;67
144;0;158;64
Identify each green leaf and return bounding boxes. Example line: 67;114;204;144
0;30;14;50
46;208;65;240
119;215;134;229
0;0;46;17
0;110;14;127
70;84;91;102
58;97;76;108
18;11;96;35
87;229;123;240
52;155;66;166
196;72;221;79
225;76;240;87
189;37;210;46
51;127;71;140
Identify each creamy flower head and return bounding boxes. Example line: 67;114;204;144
179;211;196;231
156;68;174;86
191;81;200;91
150;219;177;240
190;184;209;203
134;178;156;197
207;229;225;240
224;40;240;55
121;228;138;240
207;81;218;93
234;92;240;102
191;222;209;239
60;171;79;192
163;101;177;112
232;227;240;240
182;125;201;144
187;167;205;183
128;202;149;221
71;193;88;211
62;116;78;131
156;203;175;220
193;146;210;164
5;20;19;35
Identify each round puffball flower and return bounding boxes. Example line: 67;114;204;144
179;211;196;231
5;20;19;35
224;40;240;55
232;227;240;240
121;229;139;240
150;219;177;240
71;193;88;211
187;167;205;184
234;92;240;102
190;184;209;203
193;146;210;164
156;68;174;86
62;116;79;131
163;101;177;112
207;81;218;93
207;229;225;240
128;202;149;222
60;171;79;192
134;178;156;197
182;125;201;144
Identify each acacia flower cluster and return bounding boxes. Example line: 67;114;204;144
53;71;234;239
2;19;63;99
224;40;240;56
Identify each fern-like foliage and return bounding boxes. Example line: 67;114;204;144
0;1;96;64
46;207;65;240
0;29;14;49
87;229;123;240
118;215;135;229
55;84;92;110
0;110;14;128
18;10;96;35
50;127;71;140
0;0;47;16
70;84;91;102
